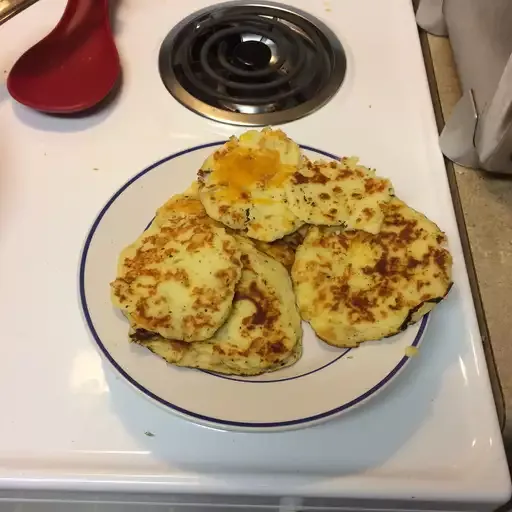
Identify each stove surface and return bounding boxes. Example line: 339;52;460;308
0;0;509;508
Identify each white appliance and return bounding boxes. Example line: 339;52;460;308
0;0;510;510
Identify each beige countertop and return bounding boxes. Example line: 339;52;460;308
427;34;512;453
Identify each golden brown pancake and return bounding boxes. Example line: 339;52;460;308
129;236;303;375
285;157;393;234
156;190;307;273
110;211;243;342
292;197;453;347
197;128;304;241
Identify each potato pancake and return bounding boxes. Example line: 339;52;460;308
198;128;303;242
292;197;453;347
111;212;242;342
285;157;393;234
130;236;303;375
156;190;306;273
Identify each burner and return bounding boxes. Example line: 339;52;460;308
233;40;272;69
159;1;347;126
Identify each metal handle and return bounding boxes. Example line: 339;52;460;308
0;0;39;26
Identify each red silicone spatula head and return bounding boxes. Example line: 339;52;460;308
7;0;120;114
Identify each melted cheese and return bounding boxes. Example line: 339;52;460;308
212;147;292;202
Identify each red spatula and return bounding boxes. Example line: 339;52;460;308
7;0;120;114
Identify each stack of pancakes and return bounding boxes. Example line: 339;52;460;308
111;181;303;376
111;128;453;375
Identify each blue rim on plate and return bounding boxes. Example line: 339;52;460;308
202;347;351;383
79;141;429;429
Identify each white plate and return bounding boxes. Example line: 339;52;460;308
79;142;429;432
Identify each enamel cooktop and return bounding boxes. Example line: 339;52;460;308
0;0;509;510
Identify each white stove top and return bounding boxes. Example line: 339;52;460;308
0;0;509;509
